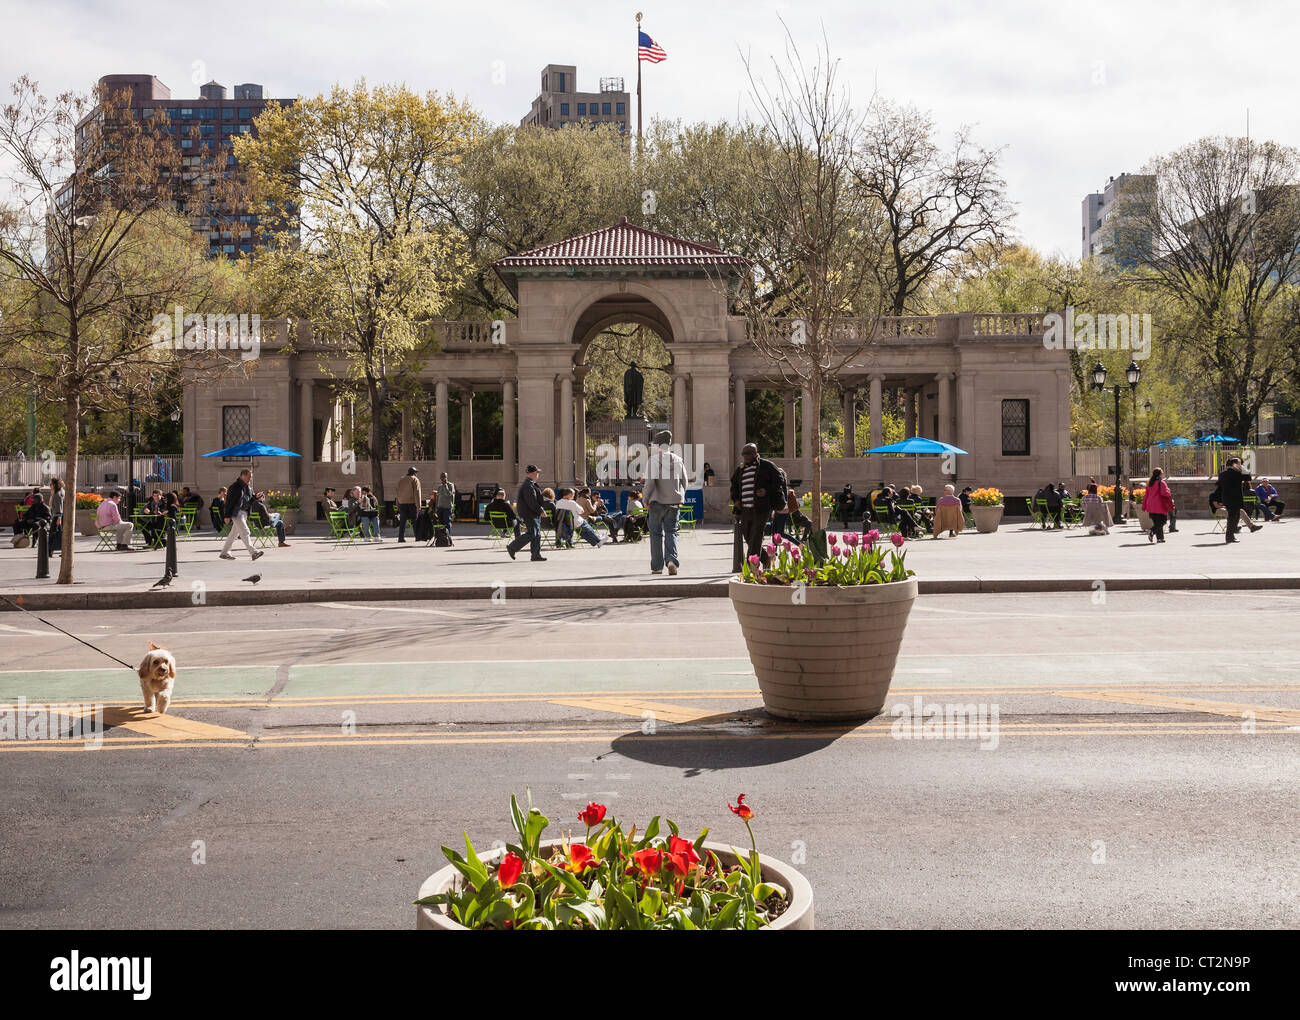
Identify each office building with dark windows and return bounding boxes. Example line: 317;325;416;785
520;64;629;133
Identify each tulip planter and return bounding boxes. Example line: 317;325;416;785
414;794;811;930
1135;508;1152;532
78;516;102;538
971;504;1004;533
416;840;814;930
729;577;917;722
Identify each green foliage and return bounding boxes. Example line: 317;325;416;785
415;794;784;930
740;529;914;585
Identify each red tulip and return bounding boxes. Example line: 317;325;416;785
497;852;523;887
632;848;663;876
565;843;597;873
668;834;700;870
577;802;607;827
729;793;754;820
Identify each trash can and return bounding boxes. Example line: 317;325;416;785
455;491;475;521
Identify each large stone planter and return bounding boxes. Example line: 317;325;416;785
274;508;300;534
1135;508;1152;532
416;840;813;930
971;504;1003;533
728;576;917;722
77;513;102;537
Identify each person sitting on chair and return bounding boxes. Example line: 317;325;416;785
879;486;919;539
210;486;227;531
1254;478;1285;521
554;488;610;548
1036;482;1063;528
251;490;289;547
487;488;520;537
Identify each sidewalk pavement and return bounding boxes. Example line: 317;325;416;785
2;516;1298;609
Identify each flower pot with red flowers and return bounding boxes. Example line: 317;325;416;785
728;529;917;723
415;794;813;930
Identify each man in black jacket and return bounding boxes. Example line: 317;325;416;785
505;465;547;562
1218;457;1261;544
220;469;264;561
730;443;785;564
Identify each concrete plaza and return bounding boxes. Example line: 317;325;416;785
2;514;1297;609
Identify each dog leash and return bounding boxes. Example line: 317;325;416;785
0;594;136;671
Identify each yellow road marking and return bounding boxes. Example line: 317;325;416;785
101;707;247;741
1053;691;1300;725
545;697;738;724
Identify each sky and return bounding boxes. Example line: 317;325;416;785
1;0;1295;257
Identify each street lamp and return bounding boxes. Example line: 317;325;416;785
1091;360;1141;523
109;370;140;518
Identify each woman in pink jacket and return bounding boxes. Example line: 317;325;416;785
1142;468;1175;543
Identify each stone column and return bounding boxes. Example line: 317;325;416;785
575;376;587;482
958;370;976;480
502;378;516;481
783;392;796;458
907;389;919;438
400;408;413;461
460;390;474;462
297;378;314;489
559;374;574;483
434;379;448;471
672;373;687;447
733;377;746;460
843;388;857;458
937;372;952;445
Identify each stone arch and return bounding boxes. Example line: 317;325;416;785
561;280;686;356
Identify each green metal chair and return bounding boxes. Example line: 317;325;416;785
327;510;360;549
93;528;118;551
487;511;512;549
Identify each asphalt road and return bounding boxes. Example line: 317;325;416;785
1;592;1297;929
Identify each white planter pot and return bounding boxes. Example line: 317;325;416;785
972;505;1003;533
728;576;917;722
416;840;813;930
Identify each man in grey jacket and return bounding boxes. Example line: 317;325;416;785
641;430;688;575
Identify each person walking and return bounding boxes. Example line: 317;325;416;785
1142;468;1174;543
505;465;547;561
1217;456;1261;544
435;471;456;545
643;430;689;575
48;478;64;555
395;467;421;543
729;442;785;566
220;468;264;561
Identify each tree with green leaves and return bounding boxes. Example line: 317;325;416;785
0;76;241;582
234;81;476;506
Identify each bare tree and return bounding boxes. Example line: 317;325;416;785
0;77;234;582
1123;136;1300;440
729;25;887;532
856;100;1011;316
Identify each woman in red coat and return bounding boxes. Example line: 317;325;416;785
1142;468;1175;543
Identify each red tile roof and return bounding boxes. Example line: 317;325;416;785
493;218;749;269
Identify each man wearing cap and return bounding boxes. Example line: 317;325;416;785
395;467;421;543
641;430;688;575
730;443;785;566
506;465;547;562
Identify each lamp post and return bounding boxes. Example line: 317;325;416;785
1092;360;1141;523
109;370;140;518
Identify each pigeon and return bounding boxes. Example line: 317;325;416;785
242;573;261;584
151;571;174;589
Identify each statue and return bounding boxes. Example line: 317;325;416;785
623;362;645;419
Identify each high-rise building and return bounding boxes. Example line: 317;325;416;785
1081;172;1154;265
520;64;629;134
76;74;296;257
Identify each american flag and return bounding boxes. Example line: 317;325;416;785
638;30;667;63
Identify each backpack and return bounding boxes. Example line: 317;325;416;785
434;527;452;547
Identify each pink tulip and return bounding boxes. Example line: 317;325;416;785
765;543;777;557
846;532;859;546
867;529;881;544
748;554;760;567
891;532;905;548
790;547;801;560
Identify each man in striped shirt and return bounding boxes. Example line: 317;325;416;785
730;443;784;566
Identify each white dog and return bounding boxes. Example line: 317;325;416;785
137;641;177;714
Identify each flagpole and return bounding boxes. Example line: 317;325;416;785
636;11;643;154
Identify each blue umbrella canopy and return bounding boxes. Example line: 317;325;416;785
202;441;302;458
865;436;968;485
1155;437;1194;447
866;437;969;455
1196;434;1240;444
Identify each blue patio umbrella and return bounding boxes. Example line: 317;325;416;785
1196;434;1240;443
865;436;969;485
1155;437;1194;447
202;441;302;459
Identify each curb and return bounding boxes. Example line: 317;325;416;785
4;575;1300;610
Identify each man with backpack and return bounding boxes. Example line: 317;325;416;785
730;442;786;566
642;431;689;575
